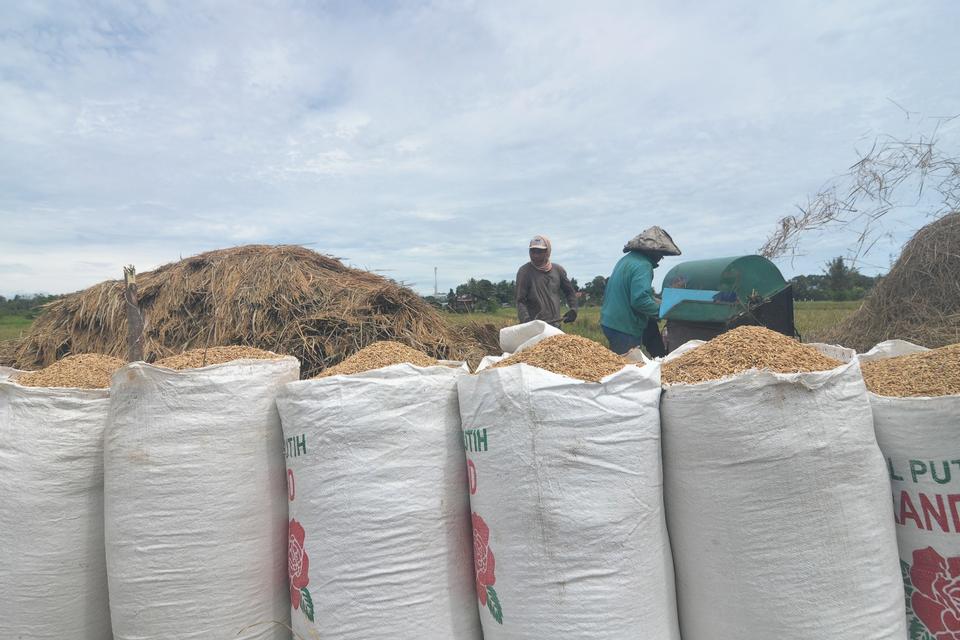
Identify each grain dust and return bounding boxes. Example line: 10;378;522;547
491;334;628;382
862;343;960;397
314;341;437;378
14;354;125;389
661;326;842;385
154;346;282;370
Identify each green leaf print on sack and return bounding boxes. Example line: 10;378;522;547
300;587;315;623
903;559;915;616
909;616;935;640
486;586;503;624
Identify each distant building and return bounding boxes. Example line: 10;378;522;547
453;294;477;313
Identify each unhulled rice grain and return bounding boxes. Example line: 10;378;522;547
491;334;628;382
14;353;126;389
154;345;282;370
313;341;437;378
661;326;842;385
861;343;960;397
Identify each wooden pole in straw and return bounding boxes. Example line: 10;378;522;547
124;265;144;362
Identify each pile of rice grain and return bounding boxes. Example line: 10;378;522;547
861;344;960;397
14;354;126;389
154;346;283;370
661;326;842;385
491;334;628;382
313;341;437;378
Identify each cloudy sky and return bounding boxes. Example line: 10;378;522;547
2;0;959;297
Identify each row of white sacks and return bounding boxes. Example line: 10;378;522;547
0;330;956;639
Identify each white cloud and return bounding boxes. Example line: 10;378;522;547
406;210;457;221
0;0;958;296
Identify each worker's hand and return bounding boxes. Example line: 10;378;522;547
562;309;578;324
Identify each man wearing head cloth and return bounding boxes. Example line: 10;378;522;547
515;235;579;327
600;226;681;356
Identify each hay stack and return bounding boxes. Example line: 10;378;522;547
0;340;18;368
814;212;960;352
13;245;481;377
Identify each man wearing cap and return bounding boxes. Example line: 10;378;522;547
516;235;579;327
600;226;681;356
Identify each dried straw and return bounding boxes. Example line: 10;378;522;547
662;326;842;385
814;212;960;351
14;353;125;389
154;346;283;370
13;245;483;378
463;321;503;357
313;341;436;378
861;343;960;397
491;334;628;382
0;340;18;368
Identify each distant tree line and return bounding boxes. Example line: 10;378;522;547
424;275;608;312
426;256;880;311
0;293;61;317
789;257;881;301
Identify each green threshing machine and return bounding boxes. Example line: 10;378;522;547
659;255;796;353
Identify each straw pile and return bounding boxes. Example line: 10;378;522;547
464;321;503;357
491;335;628;382
815;212;960;351
14;354;125;389
13;245;483;378
662;326;842;384
862;344;960;397
155;346;282;370
313;341;437;378
0;340;17;368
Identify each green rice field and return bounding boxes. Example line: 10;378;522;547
445;300;861;347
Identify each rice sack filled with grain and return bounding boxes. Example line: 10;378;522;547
275;342;482;640
860;340;960;638
105;348;298;640
457;335;680;640
1;355;123;640
660;326;905;640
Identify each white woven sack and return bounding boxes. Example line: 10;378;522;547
105;357;299;640
499;320;563;354
661;350;905;640
457;362;680;639
276;364;481;640
0;366;18;379
860;339;927;363
475;354;506;371
0;379;112;640
862;340;960;639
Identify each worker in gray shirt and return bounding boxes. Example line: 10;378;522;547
516;235;578;327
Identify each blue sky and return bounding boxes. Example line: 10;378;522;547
1;0;958;296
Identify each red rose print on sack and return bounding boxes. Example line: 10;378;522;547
289;518;315;622
472;512;503;624
911;547;960;640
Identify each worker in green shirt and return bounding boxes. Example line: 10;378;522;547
600;226;681;356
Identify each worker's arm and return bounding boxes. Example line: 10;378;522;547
516;267;532;323
558;266;579;323
629;261;662;319
558;267;578;310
